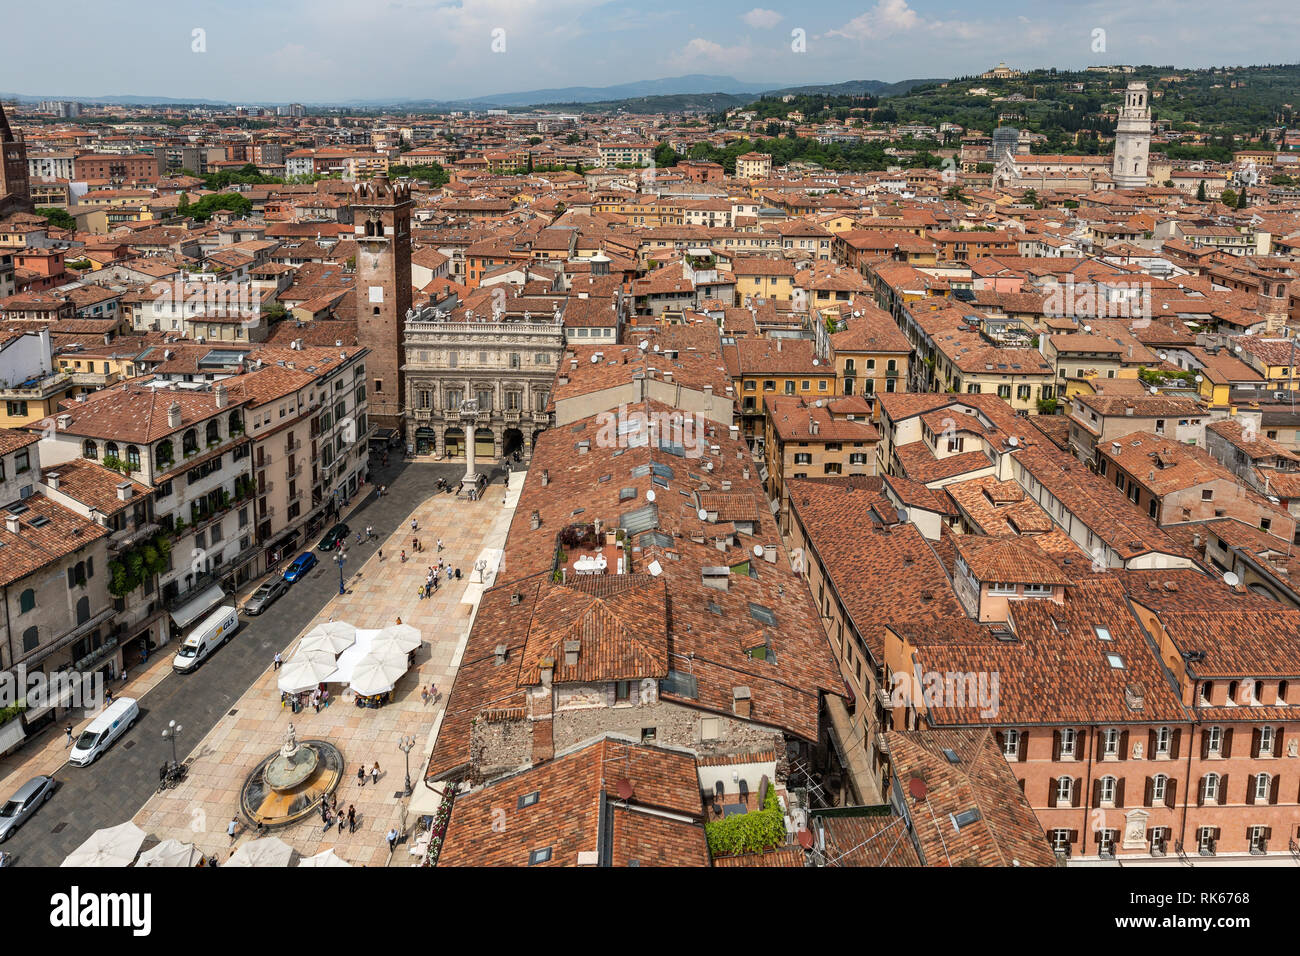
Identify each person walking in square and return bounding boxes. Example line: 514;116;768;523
357;765;366;787
273;651;282;670
436;538;443;553
370;762;380;786
386;828;399;855
65;724;73;747
347;805;356;833
227;818;238;844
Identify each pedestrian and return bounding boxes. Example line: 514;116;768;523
378;549;383;561
120;667;127;684
400;549;406;563
348;805;356;833
437;538;443;553
371;762;380;786
386;827;399;854
455;567;461;580
366;525;373;540
337;813;346;834
227;818;238;844
421;686;429;706
321;687;329;708
430;682;439;702
322;809;333;833
65;724;73;747
105;688;114;706
357;765;366;787
395;617;401;625
273;651;282;670
312;690;321;714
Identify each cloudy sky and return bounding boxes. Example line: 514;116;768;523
5;0;1299;103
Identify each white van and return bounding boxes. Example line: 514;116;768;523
69;697;139;767
172;604;239;673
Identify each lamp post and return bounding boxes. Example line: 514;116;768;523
398;734;416;797
334;551;346;596
161;719;182;766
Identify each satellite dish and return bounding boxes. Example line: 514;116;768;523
814;400;823;407
1008;436;1019;447
812;358;819;365
1150;386;1159;394
1223;571;1240;587
645;489;656;502
1194;375;1204;383
653;344;661;352
907;777;928;801
752;544;763;557
1083;325;1092;333
590;354;599;363
697;508;708;521
638;340;648;350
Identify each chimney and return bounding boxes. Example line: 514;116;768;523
494;644;508;665
1124;405;1134;416
542;469;549;486
530;510;541;530
214;383;228;408
510;592;523;606
168;401;182;429
763;544;778;563
742;465;750;480
57;414;72;430
732;686;752;719
4;515;18;534
563;640;581;667
540;658;554;687
46;472;60;490
116;481;133;501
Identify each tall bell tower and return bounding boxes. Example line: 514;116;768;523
1111;81;1151;190
351;175;412;436
0;102;32;216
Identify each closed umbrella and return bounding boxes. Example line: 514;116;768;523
299;621;356;656
372;623;421;653
277;651;339;693
226;836;294;867
298;847;351;867
348;652;408;696
61;821;148;868
137;838;200;868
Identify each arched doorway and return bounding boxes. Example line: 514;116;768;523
444;427;465;459
415;426;436;456
474;428;494;459
502;428;524;458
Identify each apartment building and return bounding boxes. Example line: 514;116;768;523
763;395;879;529
724;337;837;448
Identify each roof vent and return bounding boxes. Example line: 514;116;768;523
510;592;523;606
732;685;752;719
563;640;581;667
494;644;508;665
4;515;18;534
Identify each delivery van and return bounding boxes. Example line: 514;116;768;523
172;604;239;673
69;697;139;767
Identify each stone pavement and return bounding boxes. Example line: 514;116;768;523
132;473;519;867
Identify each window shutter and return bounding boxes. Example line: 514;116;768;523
1049;780;1059;806
1092;778;1102;807
1276;726;1286;757
66;567;75;589
1197;776;1207;807
1097;731;1107;761
1051;730;1061;761
1270;774;1281;805
1119;730;1129;759
1212;826;1221;841
1264;826;1272;841
1222;728;1234;758
1147;728;1157;758
1144;776;1153;807
1218;774;1229;805
1246;776;1256;805
1251;728;1261;759
1072;777;1083;808
1200;730;1211;760
1114;777;1125;808
1170;729;1181;760
1164;778;1177;809
1019;730;1029;762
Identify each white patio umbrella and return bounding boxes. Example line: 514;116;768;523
137;838;200;868
299;621;357;656
298;847;351;867
348;651;408;696
372;623;421;654
277;651;339;693
225;836;294;868
61;821;148;867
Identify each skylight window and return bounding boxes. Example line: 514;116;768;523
1106;653;1125;669
517;791;540;809
748;603;777;627
527;846;552;865
1094;626;1112;641
952;808;982;830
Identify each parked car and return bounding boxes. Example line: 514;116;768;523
317;523;350;552
283;552;318;583
245;578;289;615
0;776;55;842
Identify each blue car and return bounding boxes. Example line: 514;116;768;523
283;552;318;583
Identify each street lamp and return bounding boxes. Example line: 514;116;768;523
398;734;416;797
334;550;346;595
161;719;182;766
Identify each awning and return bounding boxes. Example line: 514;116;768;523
169;584;227;630
0;718;27;753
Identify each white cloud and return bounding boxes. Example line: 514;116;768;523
741;8;784;29
667;37;754;71
825;0;922;40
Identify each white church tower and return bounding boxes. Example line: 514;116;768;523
1111;81;1151;189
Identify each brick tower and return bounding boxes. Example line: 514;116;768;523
351;175;412;436
0;102;32;215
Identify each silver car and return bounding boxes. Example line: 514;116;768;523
245;578;289;615
0;775;55;842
